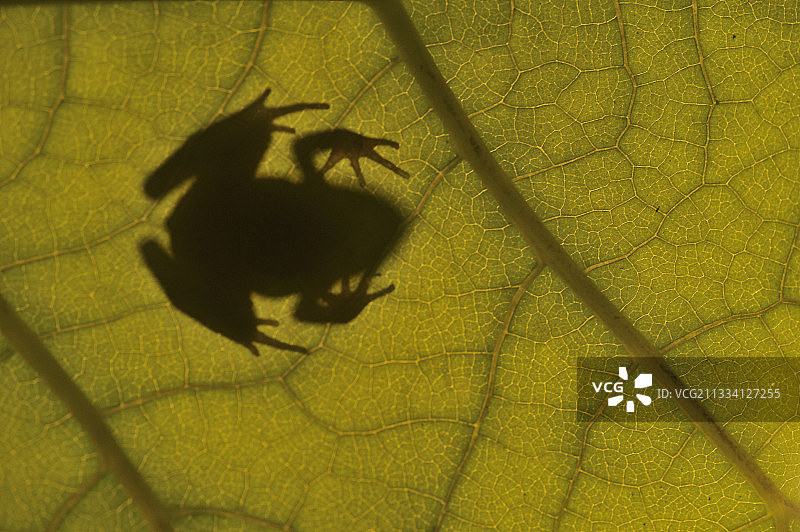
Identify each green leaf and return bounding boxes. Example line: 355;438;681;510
1;1;799;530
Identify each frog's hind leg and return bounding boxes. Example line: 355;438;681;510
294;275;395;324
140;240;307;356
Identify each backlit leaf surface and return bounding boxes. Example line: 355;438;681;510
1;1;799;530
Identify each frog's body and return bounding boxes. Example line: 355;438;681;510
141;89;407;355
164;172;404;318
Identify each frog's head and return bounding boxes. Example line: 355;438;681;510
144;87;329;200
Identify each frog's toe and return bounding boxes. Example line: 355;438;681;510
324;281;394;305
364;282;395;301
248;320;308;356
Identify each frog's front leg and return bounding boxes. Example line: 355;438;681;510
294;128;410;187
140;240;307;356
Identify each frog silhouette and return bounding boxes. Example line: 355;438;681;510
140;88;409;356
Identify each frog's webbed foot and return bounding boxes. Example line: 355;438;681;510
140;240;308;357
296;275;395;323
295;129;410;187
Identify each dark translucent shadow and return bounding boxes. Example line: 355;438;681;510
141;88;408;356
